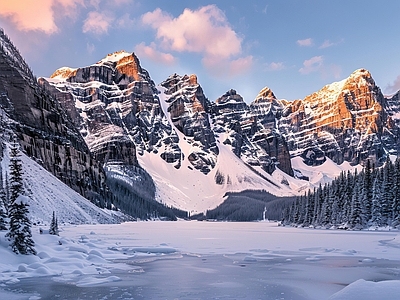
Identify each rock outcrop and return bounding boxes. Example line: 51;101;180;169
0;28;107;204
211;88;293;176
161;74;218;174
42;51;182;169
277;69;398;166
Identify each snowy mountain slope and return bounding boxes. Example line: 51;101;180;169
1;143;122;225
137;86;303;213
39;48;400;216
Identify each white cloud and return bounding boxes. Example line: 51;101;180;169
265;62;285;71
134;42;176;65
141;5;250;76
386;75;400;94
299;56;323;74
297;38;313;47
141;5;242;59
82;11;114;35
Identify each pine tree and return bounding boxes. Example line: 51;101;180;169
6;142;36;255
49;211;59;236
392;158;400;227
0;168;8;230
361;159;373;222
349;176;364;229
303;191;314;227
381;158;394;226
371;171;383;227
0;196;7;231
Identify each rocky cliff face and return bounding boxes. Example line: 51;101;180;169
0;28;108;204
276;69;398;167
161;74;218;174
211;89;293;176
41;51;182;169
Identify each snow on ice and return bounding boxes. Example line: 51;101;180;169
0;221;400;299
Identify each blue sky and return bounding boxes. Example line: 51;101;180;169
1;0;400;102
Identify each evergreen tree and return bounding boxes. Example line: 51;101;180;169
371;171;383;227
349;176;364;229
0;194;7;231
381;158;394;226
0;166;7;231
361;159;373;222
6;142;36;255
303;191;314;227
392;158;400;227
49;211;59;236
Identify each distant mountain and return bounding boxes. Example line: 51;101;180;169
39;47;400;215
277;68;399;167
3;25;400;220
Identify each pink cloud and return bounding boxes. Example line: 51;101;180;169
82;11;114;35
0;0;84;34
299;56;323;74
134;42;176;65
0;0;57;34
266;62;285;71
386;75;400;94
297;38;313;47
141;5;242;60
141;5;251;77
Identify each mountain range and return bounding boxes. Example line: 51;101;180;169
1;28;400;221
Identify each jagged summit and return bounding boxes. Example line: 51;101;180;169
48;51;145;83
97;50;132;64
50;66;77;80
253;86;277;103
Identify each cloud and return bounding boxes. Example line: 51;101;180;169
141;5;250;76
0;0;58;34
0;0;85;34
116;13;136;28
299;56;323;74
134;42;176;65
82;11;114;35
319;39;344;49
319;40;334;49
141;5;241;59
297;38;313;47
265;62;285;71
203;55;253;78
386;75;400;94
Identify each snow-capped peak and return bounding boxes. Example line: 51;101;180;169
97;50;132;65
49;66;77;81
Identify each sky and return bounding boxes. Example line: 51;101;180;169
1;0;400;103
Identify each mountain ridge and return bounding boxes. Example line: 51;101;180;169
40;50;400;213
2;30;400;217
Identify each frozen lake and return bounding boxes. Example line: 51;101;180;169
1;221;400;299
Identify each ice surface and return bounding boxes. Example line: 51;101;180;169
1;222;399;299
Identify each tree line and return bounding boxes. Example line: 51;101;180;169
281;158;400;229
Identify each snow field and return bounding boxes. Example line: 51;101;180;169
1;221;399;299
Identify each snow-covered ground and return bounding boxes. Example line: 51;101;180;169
0;221;399;299
0;143;122;225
